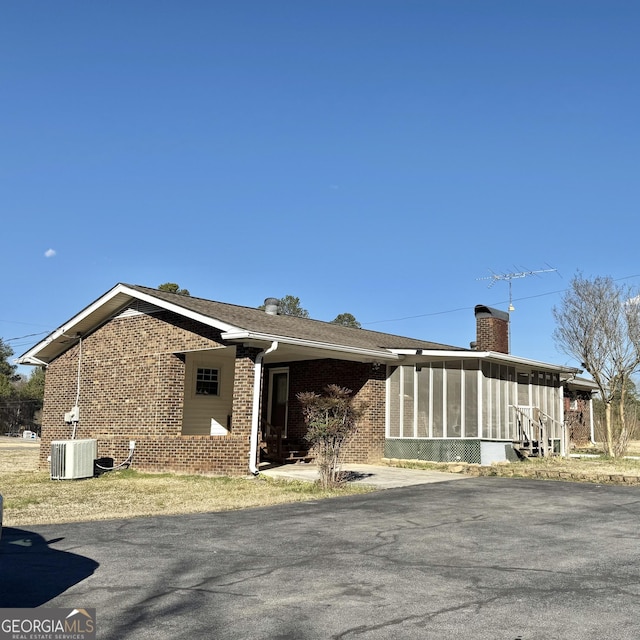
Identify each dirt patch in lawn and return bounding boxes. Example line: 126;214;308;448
0;438;371;527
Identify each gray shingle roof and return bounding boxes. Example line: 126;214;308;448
126;284;464;353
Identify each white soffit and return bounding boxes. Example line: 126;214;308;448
222;330;400;362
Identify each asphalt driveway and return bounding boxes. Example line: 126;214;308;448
2;477;639;640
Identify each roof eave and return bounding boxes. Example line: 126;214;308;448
221;330;401;362
17;283;245;365
16;355;48;366
390;348;582;375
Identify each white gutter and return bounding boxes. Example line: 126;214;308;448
249;341;279;475
15;356;48;367
222;330;399;362
391;349;581;375
17;325;76;364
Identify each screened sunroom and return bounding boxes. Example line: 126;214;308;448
385;355;576;465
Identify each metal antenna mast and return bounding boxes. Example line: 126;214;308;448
477;267;558;312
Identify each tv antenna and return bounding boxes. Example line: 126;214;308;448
477;267;558;312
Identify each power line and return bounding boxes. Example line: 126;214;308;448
5;331;50;343
4;274;640;336
363;291;562;326
362;273;640;327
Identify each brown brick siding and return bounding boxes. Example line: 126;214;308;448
40;308;387;476
476;317;509;354
267;359;386;464
231;345;261;438
40;310;255;475
95;435;250;475
564;392;592;446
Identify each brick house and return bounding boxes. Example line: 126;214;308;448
18;284;586;475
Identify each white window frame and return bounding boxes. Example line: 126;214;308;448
194;366;220;397
267;367;290;438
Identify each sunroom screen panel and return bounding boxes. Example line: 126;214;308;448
491;363;500;439
432;365;444;438
464;368;479;437
402;366;415;438
481;362;491;439
417;368;430;437
388;366;401;437
446;364;462;437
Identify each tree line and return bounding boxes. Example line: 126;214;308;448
5;275;640;454
256;294;361;327
0;338;45;435
159;283;362;327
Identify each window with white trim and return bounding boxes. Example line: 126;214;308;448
195;367;219;396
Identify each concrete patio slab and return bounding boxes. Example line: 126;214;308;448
259;462;470;488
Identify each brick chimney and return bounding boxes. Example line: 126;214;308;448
474;305;509;354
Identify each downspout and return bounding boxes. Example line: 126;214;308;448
249;341;279;475
590;394;596;445
71;335;83;439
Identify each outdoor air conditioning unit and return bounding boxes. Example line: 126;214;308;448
50;439;97;480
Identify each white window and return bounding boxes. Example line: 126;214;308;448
195;367;219;396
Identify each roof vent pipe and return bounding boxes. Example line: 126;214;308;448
264;298;279;315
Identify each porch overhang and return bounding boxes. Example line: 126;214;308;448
388;349;582;377
221;330;401;364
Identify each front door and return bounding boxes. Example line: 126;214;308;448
268;368;289;438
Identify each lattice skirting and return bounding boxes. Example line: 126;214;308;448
384;439;520;465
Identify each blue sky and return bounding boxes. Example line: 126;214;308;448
3;1;640;373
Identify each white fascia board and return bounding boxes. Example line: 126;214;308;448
479;351;581;374
389;349;471;357
17;321;84;364
391;348;581;375
15;355;48;366
221;330;401;361
390;349;466;356
566;377;599;391
17;283;244;364
17;284;153;363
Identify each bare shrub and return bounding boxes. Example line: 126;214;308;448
297;385;366;489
